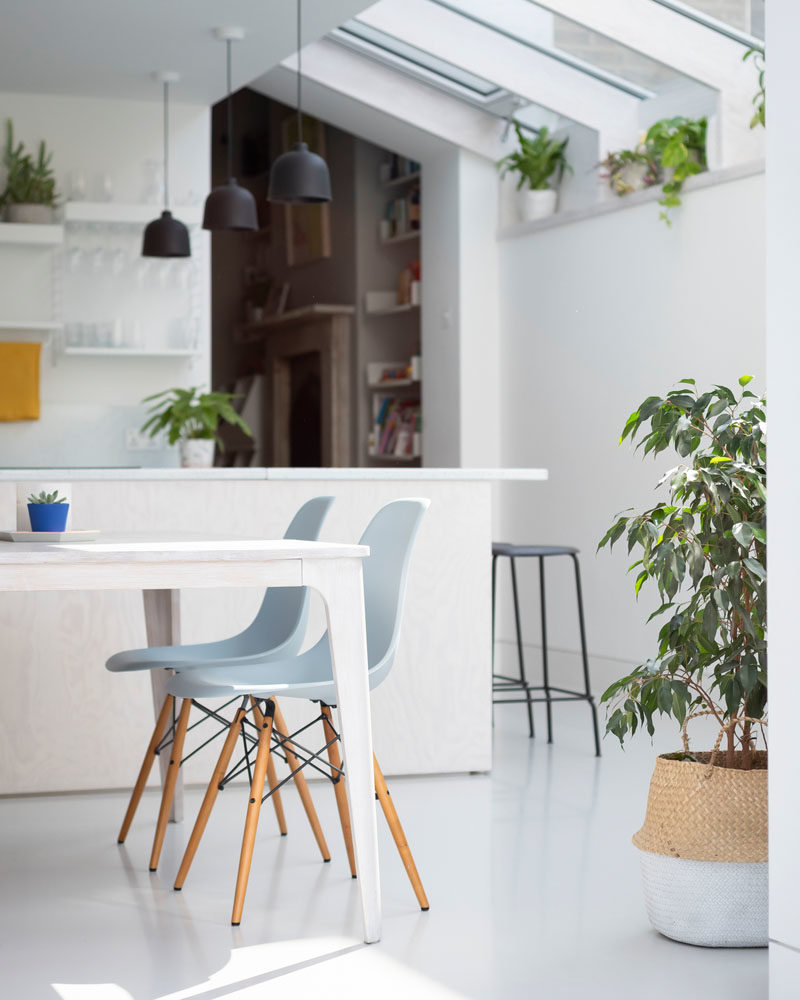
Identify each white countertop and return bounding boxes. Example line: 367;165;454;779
0;467;548;482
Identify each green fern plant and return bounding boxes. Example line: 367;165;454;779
140;386;252;449
497;123;571;191
2;119;59;208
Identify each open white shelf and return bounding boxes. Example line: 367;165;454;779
368;451;422;462
0;320;62;331
368;378;419;388
62;201;203;226
0;223;63;246
367;303;419;316
383;171;421;189
61;346;196;358
380;229;420;245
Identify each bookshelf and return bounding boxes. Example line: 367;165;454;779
358;146;422;466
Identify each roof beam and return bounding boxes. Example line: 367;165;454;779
356;0;640;152
266;40;510;161
533;0;763;165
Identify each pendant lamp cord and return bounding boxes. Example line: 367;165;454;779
162;81;169;210
226;38;234;179
296;0;303;142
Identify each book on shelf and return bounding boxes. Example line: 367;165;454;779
379;155;421;184
371;395;421;458
381;184;421;240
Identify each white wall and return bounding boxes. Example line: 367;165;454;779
0;92;210;469
494;172;765;707
767;0;800;979
421;148;500;466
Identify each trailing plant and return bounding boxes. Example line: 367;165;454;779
598;377;766;770
744;47;766;129
27;489;67;504
644;116;707;224
2;119;59;208
140;386;252;449
598;144;660;196
497;123;570;191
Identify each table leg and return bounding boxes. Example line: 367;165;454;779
305;557;381;944
143;589;183;823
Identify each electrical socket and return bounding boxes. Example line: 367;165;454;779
125;428;160;451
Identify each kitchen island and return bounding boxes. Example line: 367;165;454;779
0;467;546;793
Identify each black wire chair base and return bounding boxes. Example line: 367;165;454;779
211;698;344;807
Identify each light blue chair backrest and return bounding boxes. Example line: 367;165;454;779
231;496;334;656
361;498;430;690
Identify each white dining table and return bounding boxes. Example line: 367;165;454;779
0;533;381;943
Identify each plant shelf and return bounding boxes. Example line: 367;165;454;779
0;223;64;246
0;320;62;331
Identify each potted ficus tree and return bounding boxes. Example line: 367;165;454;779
140;386;253;468
2;119;59;223
598;376;767;948
497;123;570;222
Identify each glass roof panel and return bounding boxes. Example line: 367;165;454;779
652;0;764;42
434;0;685;94
332;19;571;136
338;20;502;98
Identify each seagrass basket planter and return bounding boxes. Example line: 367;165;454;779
633;748;768;948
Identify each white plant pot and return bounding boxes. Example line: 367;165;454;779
5;203;53;224
179;438;215;468
638;849;768;948
518;188;558;222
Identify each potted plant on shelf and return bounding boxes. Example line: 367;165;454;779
598;376;767;948
27;489;70;532
1;119;59;223
140;386;253;468
644;115;707;224
598;142;661;197
497;123;570;222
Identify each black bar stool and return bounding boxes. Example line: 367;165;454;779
491;543;601;756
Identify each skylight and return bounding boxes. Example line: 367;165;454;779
650;0;764;44
433;0;684;96
337;20;501;98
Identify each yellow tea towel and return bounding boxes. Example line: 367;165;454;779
0;342;41;421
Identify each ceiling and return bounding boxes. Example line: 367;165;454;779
0;0;372;104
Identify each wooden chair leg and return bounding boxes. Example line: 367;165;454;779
374;755;429;911
149;698;192;872
174;703;248;890
231;700;275;926
272;701;330;862
251;698;287;836
321;704;356;878
118;693;175;844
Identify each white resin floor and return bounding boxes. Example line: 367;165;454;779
0;710;768;999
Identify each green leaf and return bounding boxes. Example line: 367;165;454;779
738;375;754;386
731;521;754;547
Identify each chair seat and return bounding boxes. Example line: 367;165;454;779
492;542;578;558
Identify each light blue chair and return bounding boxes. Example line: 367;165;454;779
165;498;431;925
108;496;334;871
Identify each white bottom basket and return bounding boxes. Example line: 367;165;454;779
638;849;768;948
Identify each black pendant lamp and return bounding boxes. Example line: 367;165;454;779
203;27;258;231
268;0;332;204
142;72;191;257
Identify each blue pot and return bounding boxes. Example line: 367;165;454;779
28;503;69;532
